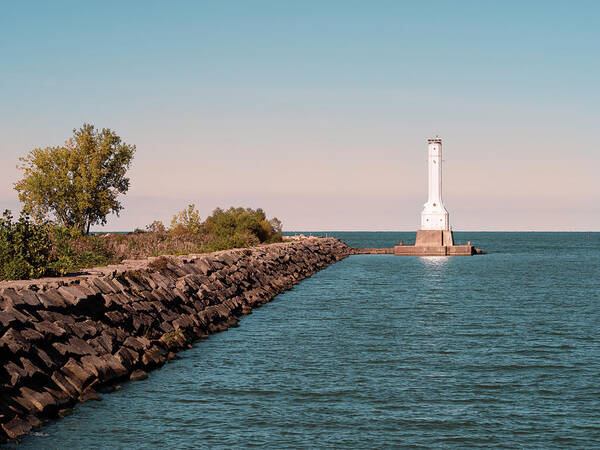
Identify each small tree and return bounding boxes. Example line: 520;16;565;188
146;220;166;233
15;124;135;234
170;204;203;234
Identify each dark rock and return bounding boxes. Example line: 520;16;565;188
80;355;113;380
17;386;57;414
90;277;116;294
158;321;175;334
36;310;75;328
50;371;79;399
25;413;43;429
123;336;146;353
34;348;57;371
0;307;28;329
60;358;96;394
141;345;166;369
19;357;45;381
44;386;72;409
33;320;67;340
57;285;89;306
1;416;31;439
106;326;129;344
131;313;154;333
129;369;148;381
109;276;128;292
5;361;26;386
115;346;139;371
37;289;67;308
194;259;212;275
79;388;100;403
89;332;115;354
0;288;25;308
68;336;97;355
104;310;126;325
70;320;99;340
99;354;128;379
18;290;41;307
58;408;73;418
79;279;101;295
20;328;44;344
0;329;30;355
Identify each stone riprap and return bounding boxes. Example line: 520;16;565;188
0;238;350;442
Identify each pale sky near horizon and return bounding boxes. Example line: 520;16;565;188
1;0;598;231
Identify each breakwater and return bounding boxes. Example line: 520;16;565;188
0;237;350;442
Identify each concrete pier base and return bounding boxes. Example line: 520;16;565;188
414;230;454;247
354;230;484;256
393;244;475;256
395;230;475;256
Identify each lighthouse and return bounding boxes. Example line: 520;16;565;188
389;136;483;255
420;137;449;230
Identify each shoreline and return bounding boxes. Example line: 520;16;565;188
0;237;351;443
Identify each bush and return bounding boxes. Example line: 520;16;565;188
0;210;52;280
170;204;203;235
203;207;282;251
0;205;283;280
146;220;166;233
47;226;117;275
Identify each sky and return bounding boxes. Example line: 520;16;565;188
1;0;598;231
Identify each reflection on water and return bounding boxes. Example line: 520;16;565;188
418;256;450;267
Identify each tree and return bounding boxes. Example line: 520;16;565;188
15;124;135;234
170;204;203;234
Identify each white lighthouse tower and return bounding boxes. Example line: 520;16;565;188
393;136;480;254
420;137;449;230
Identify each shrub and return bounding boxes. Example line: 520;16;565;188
47;226;116;275
2;257;33;281
0;205;283;280
0;210;52;280
203;207;282;250
146;220;166;233
170;204;203;235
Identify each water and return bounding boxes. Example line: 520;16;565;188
16;232;600;448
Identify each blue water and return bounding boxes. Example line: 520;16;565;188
16;232;600;448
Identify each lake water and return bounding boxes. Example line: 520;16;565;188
17;232;600;448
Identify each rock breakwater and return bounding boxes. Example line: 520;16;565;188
0;237;350;443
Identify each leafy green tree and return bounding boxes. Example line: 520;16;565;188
170;204;203;234
15;123;135;234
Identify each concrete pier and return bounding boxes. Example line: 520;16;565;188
354;230;485;256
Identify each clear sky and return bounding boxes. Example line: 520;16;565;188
1;0;598;231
